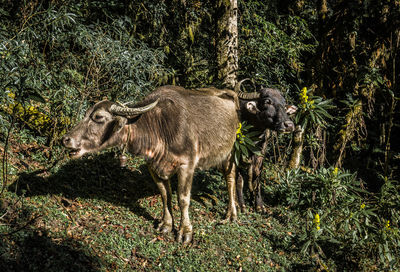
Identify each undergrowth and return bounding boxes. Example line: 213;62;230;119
1;142;399;271
262;164;400;271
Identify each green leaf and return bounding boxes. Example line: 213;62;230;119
234;140;239;151
246;131;261;138
234;149;240;166
315;106;333;119
309;111;316;125
247;145;260;153
301;240;312;255
28;92;46;103
240;144;249;157
243;136;256;147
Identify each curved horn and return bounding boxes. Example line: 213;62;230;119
235;78;260;100
237;91;260;100
110;98;159;117
234;78;250;92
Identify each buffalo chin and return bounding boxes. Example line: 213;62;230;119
68;148;86;159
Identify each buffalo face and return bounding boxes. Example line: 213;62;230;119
62;101;126;158
239;87;297;133
62;99;159;158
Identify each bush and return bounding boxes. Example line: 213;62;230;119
238;0;316;91
263;166;400;270
0;1;172;143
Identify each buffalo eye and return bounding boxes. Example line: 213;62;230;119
92;113;105;123
265;98;272;105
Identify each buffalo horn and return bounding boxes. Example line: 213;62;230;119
235;78;260;100
110;98;159;117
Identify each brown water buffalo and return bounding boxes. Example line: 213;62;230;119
62;85;240;245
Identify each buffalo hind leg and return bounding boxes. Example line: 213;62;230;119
177;165;194;245
148;167;174;235
222;158;237;223
251;156;266;213
236;171;246;213
252;177;266;213
236;163;254;213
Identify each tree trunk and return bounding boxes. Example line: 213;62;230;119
216;0;238;89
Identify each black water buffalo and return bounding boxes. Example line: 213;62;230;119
235;80;297;212
62;86;240;245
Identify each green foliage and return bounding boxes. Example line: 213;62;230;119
377;177;400;223
295;87;335;131
233;122;261;166
289;86;335;168
125;0;216;87
238;0;317;90
0;1;172;142
375;176;400;266
263;166;400;270
272;167;362;210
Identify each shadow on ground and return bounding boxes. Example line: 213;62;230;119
10;152;159;222
0;192;102;271
0;226;102;272
2;152;230;271
10;151;226;223
2;152;163;271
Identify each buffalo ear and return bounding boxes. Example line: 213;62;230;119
113;116;127;133
246;101;260;114
286;105;298;115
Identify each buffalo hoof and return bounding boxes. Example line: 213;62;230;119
255;196;266;213
221;212;238;224
237;197;246;213
256;205;267;213
157;222;173;235
177;229;193;246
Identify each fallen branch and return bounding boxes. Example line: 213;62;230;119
0;214;42;237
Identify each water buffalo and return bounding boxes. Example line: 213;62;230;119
62;85;240;245
235;80;297;212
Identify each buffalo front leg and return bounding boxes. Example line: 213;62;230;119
148;167;174;235
176;165;194;245
222;158;238;222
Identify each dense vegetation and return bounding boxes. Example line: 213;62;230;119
1;0;399;271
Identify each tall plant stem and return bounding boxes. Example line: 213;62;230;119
289;126;304;169
1;110;16;196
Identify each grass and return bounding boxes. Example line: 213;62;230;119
1;137;399;271
0;144;308;271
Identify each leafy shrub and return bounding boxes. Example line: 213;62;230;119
269;167;362;210
295;87;335;131
263;166;400;270
238;0;316;91
0;1;172;144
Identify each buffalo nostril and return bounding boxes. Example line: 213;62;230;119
284;121;295;131
62;136;71;147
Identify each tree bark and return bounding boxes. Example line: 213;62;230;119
216;0;238;89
